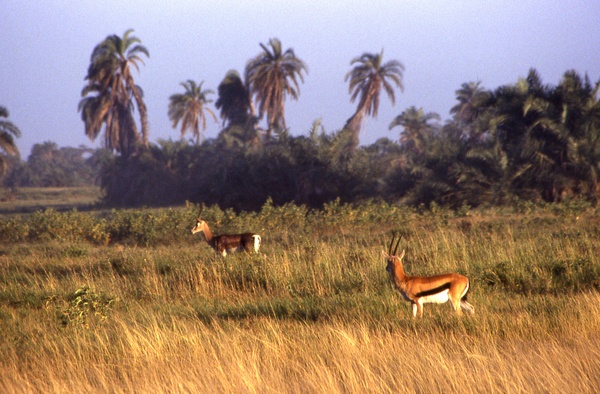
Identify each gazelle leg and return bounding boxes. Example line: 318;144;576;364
451;298;463;315
460;300;475;314
414;300;424;318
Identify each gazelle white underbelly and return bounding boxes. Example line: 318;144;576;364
223;245;245;256
420;289;450;304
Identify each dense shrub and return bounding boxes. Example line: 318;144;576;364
0;209;108;244
4;142;99;187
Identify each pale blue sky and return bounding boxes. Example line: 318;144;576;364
2;0;600;158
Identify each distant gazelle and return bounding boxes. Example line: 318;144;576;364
191;209;261;257
384;234;474;318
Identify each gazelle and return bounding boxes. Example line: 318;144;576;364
384;234;474;318
191;210;261;257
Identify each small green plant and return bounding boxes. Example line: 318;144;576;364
54;285;117;328
550;197;592;218
63;245;88;257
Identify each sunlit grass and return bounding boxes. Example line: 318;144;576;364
1;202;600;392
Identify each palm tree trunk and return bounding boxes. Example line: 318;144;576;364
343;108;365;152
119;104;140;157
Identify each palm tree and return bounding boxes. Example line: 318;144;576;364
482;69;577;202
78;29;149;156
215;70;253;127
0;106;21;176
168;80;218;144
450;81;492;141
389;106;440;155
344;50;404;151
214;70;260;148
563;74;600;200
245;38;308;140
523;70;600;200
451;82;488;123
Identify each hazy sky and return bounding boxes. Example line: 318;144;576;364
2;0;600;158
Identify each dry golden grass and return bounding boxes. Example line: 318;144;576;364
1;295;599;393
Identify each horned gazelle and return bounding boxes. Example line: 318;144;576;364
384;234;474;318
191;209;261;257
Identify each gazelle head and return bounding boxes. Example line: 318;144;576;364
384;233;405;275
191;208;207;234
191;219;207;235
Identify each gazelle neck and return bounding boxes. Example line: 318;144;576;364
200;222;214;243
392;258;409;283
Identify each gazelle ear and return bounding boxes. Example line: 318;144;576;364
398;249;405;259
382;250;390;258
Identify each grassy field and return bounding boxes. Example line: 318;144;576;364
0;191;599;392
0;186;103;215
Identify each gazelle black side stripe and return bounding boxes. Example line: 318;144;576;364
415;282;451;298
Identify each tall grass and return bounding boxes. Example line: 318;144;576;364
1;201;599;392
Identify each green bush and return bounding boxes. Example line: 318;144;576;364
0;209;109;244
51;285;117;328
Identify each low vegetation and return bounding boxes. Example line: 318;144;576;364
0;186;102;214
1;197;599;392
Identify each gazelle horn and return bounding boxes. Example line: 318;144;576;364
388;233;396;255
393;235;402;256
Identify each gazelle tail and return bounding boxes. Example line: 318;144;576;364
253;235;261;253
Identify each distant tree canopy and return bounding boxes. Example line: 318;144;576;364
4;142;101;188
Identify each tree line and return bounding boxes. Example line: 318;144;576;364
2;30;600;210
2;142;101;188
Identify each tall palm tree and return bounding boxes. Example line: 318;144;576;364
215;70;253;127
0;106;21;176
389;106;440;154
79;29;149;156
245;38;308;140
168;80;218;144
215;70;261;149
344;50;404;151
